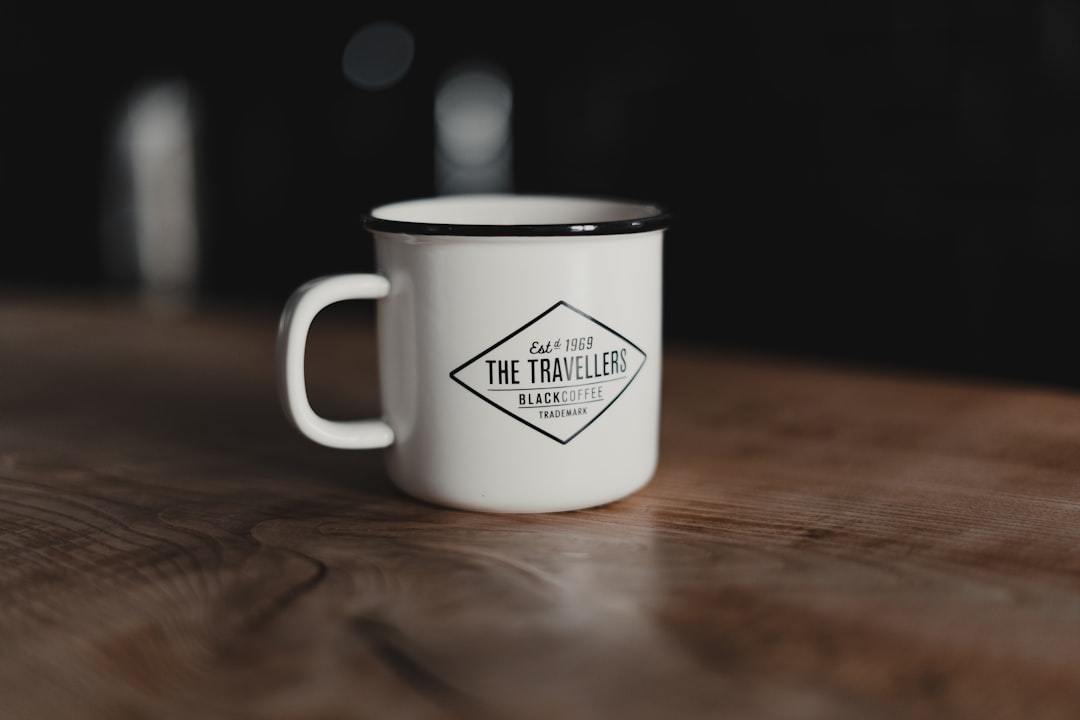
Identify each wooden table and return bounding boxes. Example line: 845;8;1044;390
3;290;1080;720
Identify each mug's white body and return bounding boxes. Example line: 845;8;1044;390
278;194;667;513
374;229;663;513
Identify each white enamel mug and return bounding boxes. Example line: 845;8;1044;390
277;193;669;513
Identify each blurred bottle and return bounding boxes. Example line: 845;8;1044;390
100;78;201;313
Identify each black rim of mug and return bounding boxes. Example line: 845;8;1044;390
362;196;670;237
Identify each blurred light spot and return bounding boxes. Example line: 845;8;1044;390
435;61;513;194
342;21;414;90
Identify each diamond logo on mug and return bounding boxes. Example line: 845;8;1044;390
449;301;646;444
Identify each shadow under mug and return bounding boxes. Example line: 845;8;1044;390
277;193;669;513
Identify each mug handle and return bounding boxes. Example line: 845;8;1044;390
277;273;394;449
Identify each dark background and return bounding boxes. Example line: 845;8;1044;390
3;3;1080;389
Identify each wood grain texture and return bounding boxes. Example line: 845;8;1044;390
3;291;1080;719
